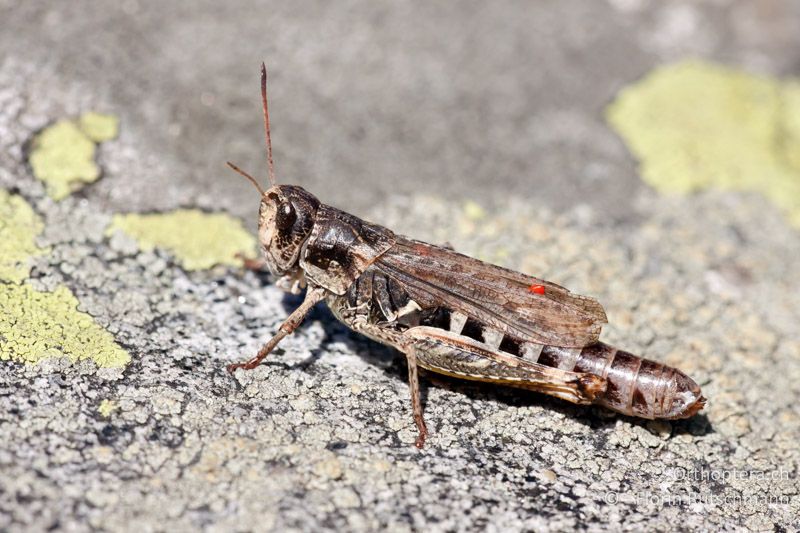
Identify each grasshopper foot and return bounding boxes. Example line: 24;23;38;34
414;419;429;449
226;358;261;373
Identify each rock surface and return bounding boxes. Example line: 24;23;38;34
1;2;799;531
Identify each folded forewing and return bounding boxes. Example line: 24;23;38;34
375;237;607;347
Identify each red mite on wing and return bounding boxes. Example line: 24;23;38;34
528;284;546;295
225;63;706;447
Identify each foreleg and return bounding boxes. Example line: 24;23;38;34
227;287;326;372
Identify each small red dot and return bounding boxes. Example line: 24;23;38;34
528;284;545;295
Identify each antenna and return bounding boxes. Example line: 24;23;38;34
227;161;265;195
261;62;276;186
225;63;278;194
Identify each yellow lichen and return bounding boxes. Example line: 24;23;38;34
0;283;130;367
0;189;47;283
78;112;119;142
462;200;487;221
29;120;99;200
98;399;118;417
606;60;800;227
106;209;257;270
782;80;800;174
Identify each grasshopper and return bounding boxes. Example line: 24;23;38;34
227;64;706;447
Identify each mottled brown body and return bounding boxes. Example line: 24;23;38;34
329;248;704;421
535;344;703;419
226;64;706;447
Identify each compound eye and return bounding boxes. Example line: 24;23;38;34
275;202;297;231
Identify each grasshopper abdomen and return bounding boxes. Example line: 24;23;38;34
536;344;704;419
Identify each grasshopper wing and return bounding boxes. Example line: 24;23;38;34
375;237;607;347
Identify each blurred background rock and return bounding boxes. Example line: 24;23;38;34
3;0;797;220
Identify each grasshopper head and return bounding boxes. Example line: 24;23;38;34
258;185;319;275
230;64;320;275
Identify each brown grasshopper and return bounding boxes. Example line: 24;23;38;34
227;64;705;447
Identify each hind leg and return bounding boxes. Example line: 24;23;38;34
404;345;429;448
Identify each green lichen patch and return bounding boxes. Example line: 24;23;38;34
606;60;800;227
98;399;118;417
0;189;47;282
782;80;800;173
0;283;130;368
29;120;99;200
106;209;257;271
462;200;487;221
78;112;119;142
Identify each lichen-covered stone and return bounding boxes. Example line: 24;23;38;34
28;120;99;200
96;399;118;418
2;21;800;532
106;209;257;270
0;282;130;367
78;111;119;142
0;189;46;282
607;60;800;227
